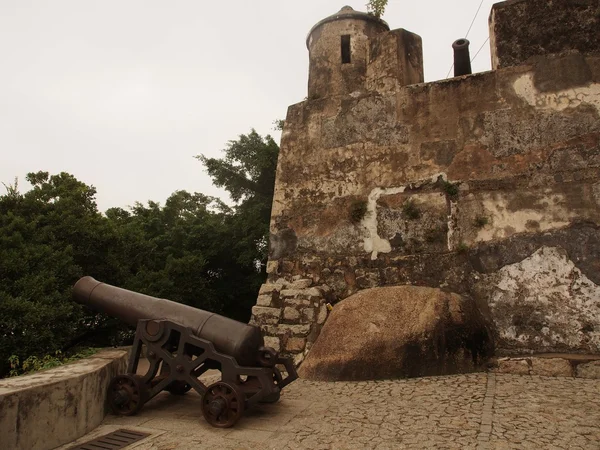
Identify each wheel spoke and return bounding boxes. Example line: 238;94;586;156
201;382;244;428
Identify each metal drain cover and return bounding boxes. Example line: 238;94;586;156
69;429;150;450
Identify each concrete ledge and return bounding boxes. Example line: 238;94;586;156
490;354;600;378
0;348;128;450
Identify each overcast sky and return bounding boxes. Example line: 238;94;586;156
0;0;497;212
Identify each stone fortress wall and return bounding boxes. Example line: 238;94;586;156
251;0;600;366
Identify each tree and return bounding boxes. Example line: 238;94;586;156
0;172;109;376
107;191;235;314
196;129;278;264
366;0;388;18
0;129;280;377
196;130;280;318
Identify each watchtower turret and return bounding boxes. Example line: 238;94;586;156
306;6;389;98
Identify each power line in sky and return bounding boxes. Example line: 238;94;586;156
470;36;490;63
445;0;488;78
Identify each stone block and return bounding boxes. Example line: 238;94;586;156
283;307;300;321
251;306;281;325
302;308;315;322
319;284;332;295
281;260;294;273
266;261;279;274
575;361;600;379
530;357;573;377
355;269;381;289
256;294;273;307
317;304;328;325
259;283;283;295
495;358;530;376
290;278;312;289
275;278;289;287
279;324;311;337
259;325;279;336
264;336;281;352
280;289;304;298
284;298;311;308
281;287;324;300
304;287;325;298
285;337;307;353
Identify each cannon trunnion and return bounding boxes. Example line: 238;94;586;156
73;277;297;428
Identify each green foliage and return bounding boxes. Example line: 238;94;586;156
195;130;279;318
441;180;460;199
456;242;470;254
8;348;97;377
0;171;108;377
0;129;280;378
196;130;278;204
474;215;489;228
349;200;368;224
402;199;421;220
366;0;388;18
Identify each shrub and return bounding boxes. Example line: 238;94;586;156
349;200;369;224
402;199;421;220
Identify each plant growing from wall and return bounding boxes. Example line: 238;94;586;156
474;215;489;228
366;0;388;18
349;200;369;224
441;180;460;200
456;241;470;254
402;199;421;220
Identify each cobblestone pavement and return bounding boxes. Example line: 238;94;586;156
65;373;600;450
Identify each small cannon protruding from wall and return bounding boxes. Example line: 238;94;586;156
452;38;472;76
73;276;297;428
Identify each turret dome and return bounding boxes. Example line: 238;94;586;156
306;6;389;49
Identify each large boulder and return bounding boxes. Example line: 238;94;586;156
299;285;493;381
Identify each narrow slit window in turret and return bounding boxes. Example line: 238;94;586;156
341;35;351;63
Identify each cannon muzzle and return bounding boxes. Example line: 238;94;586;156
452;38;472;77
73;276;264;367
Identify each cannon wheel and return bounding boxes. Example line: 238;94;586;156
201;382;245;428
107;374;146;416
166;380;192;395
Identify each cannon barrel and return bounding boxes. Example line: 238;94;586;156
73;276;264;367
452;38;472;77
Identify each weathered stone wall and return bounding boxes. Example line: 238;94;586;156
0;349;128;450
254;2;600;359
489;0;600;70
261;52;600;356
251;278;330;366
366;28;424;94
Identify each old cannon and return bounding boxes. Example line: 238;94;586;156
72;276;297;427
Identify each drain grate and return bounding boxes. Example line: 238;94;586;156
69;429;150;450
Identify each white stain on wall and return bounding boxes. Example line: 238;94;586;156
475;191;573;243
513;74;600;114
363;186;406;260
488;246;600;352
363;173;450;259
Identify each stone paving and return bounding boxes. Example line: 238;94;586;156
64;372;600;450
